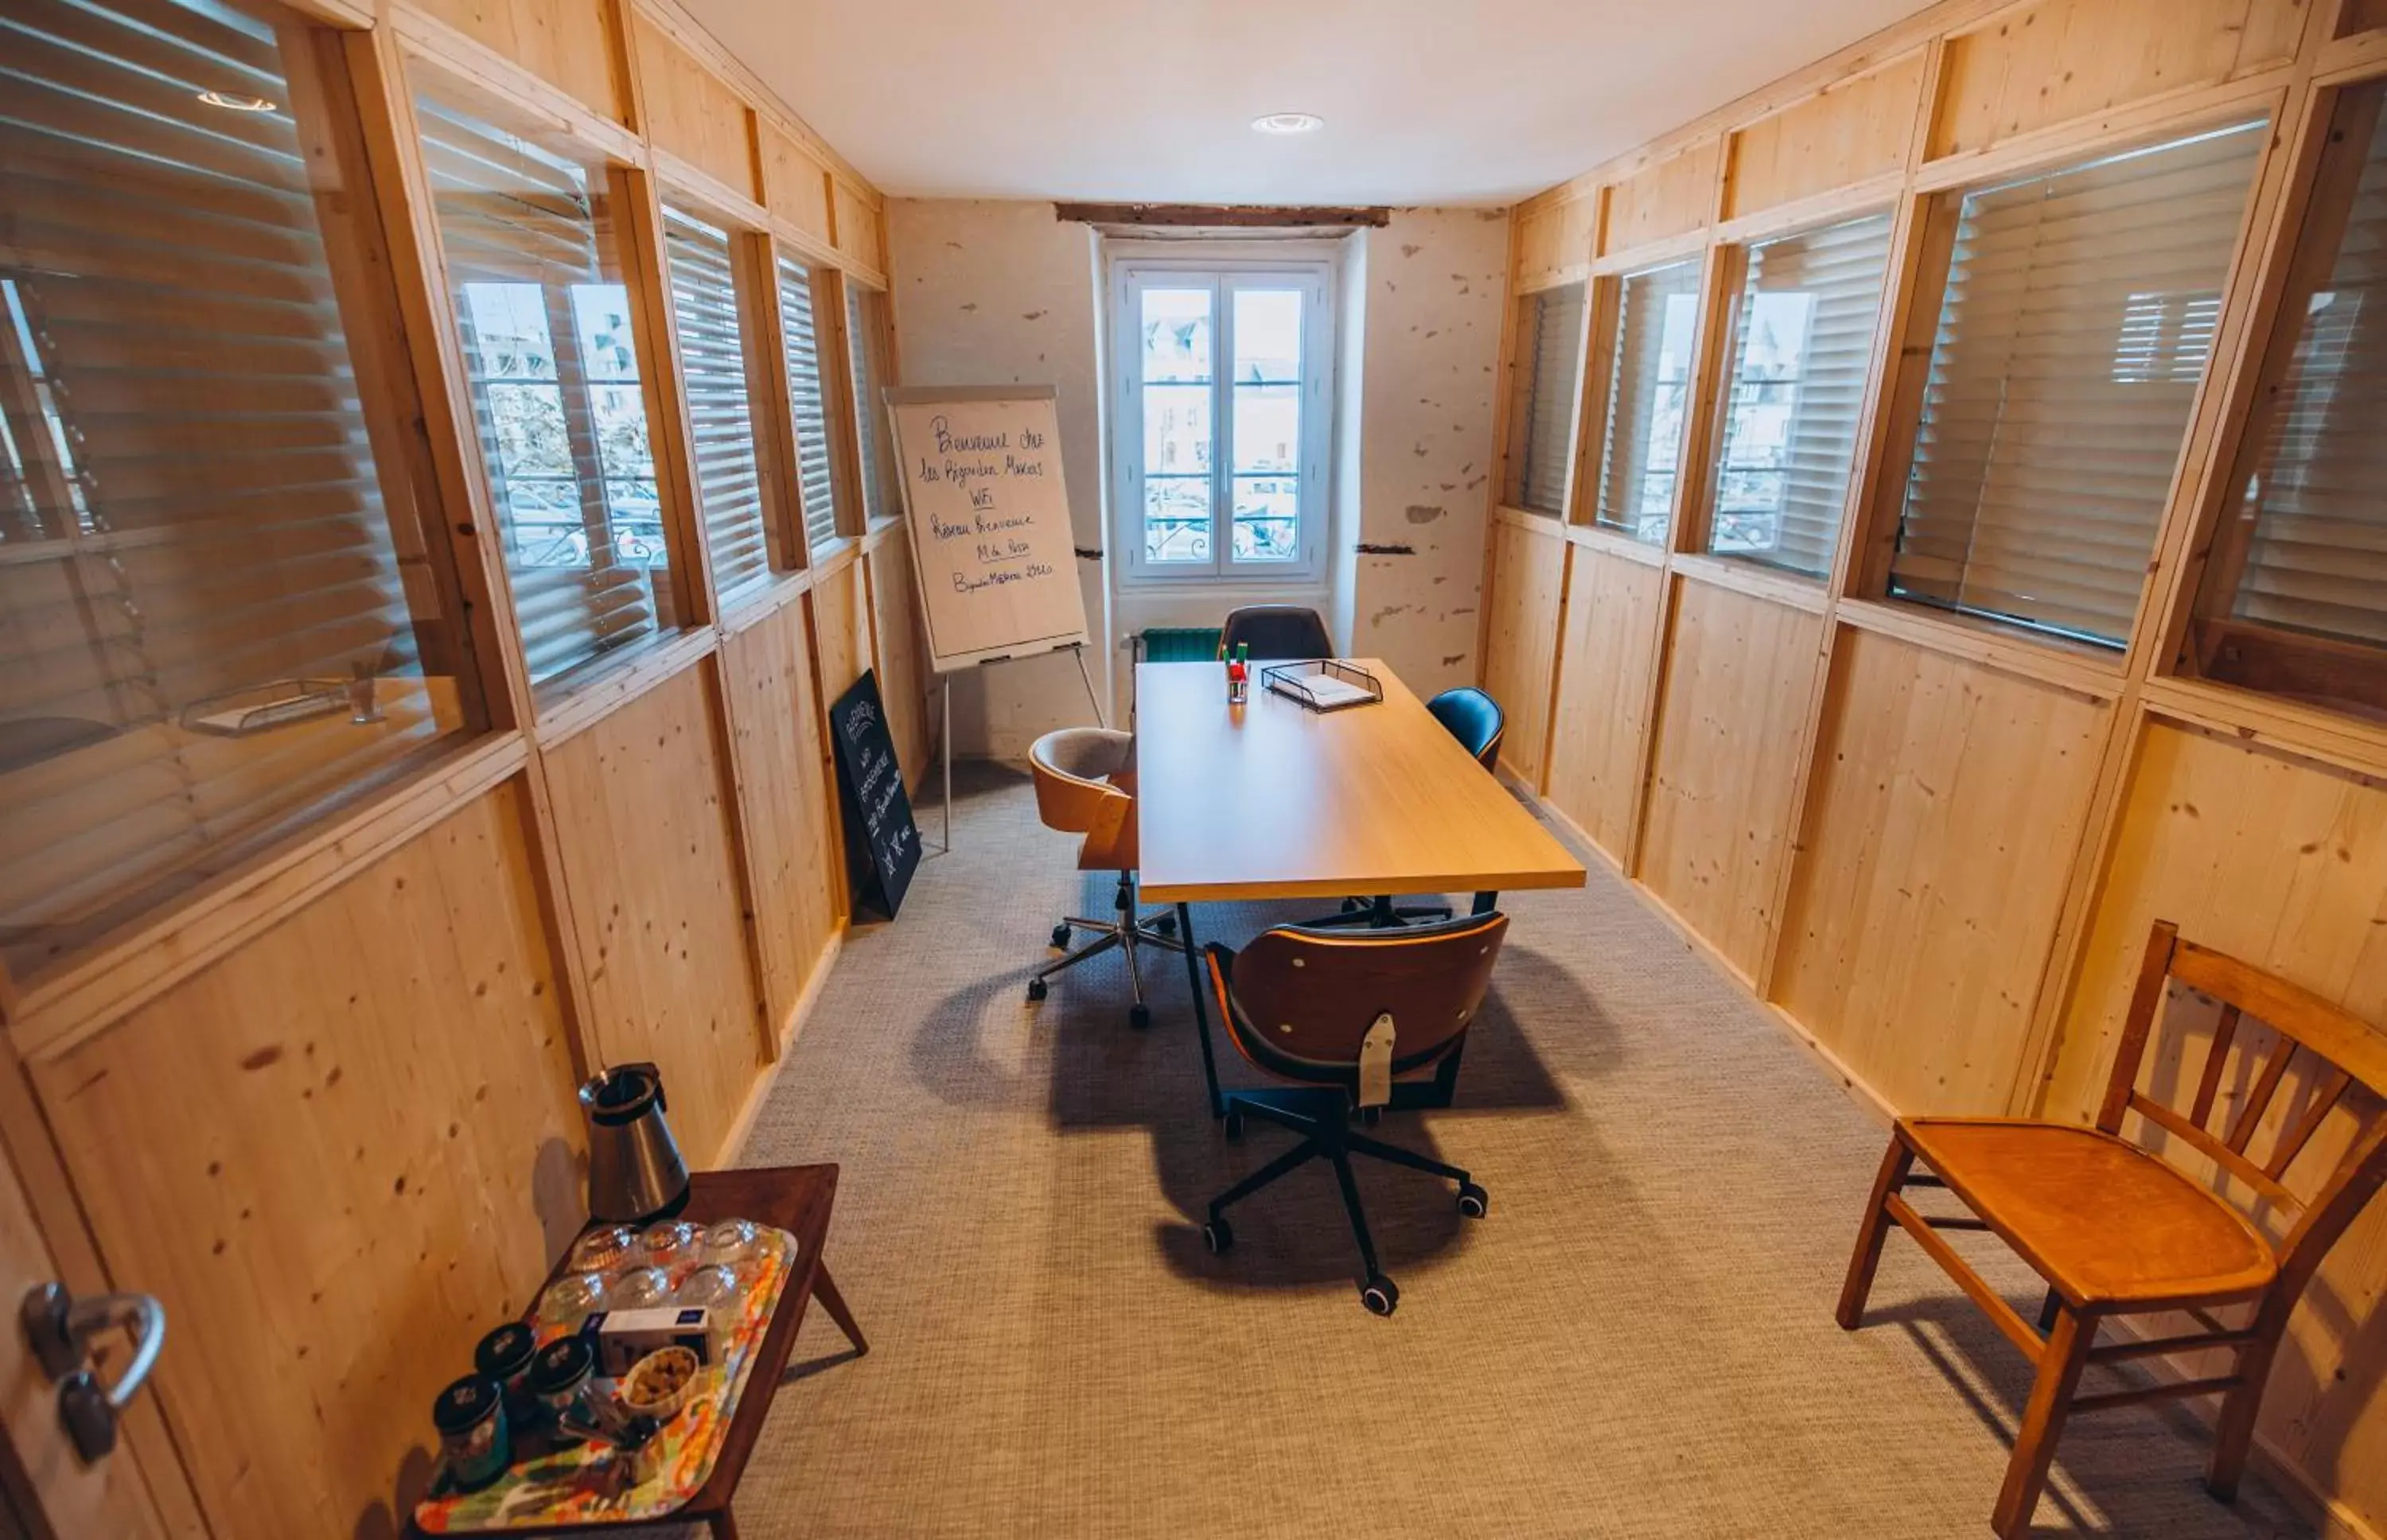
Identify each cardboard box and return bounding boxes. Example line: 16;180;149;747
580;1306;712;1376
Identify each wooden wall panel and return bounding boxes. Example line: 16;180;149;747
810;558;873;704
26;782;581;1539
721;605;838;1037
867;531;933;789
762;123;835;245
834;178;885;274
542;668;763;1164
1514;191;1598;290
633;12;756;200
1543;543;1664;862
1481;520;1569;790
1724;52;1925;218
406;0;625;120
1927;0;2303;160
1602;140;1719;254
1776;628;2109;1112
1637;578;1820;980
2043;720;2387;1533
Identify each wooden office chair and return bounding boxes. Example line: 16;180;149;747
1838;920;2387;1538
1308;686;1507;930
1217;605;1332;661
1198;912;1507;1315
1026;727;1180;1028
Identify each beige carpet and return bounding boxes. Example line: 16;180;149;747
715;762;2311;1538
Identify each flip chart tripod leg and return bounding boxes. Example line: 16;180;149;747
1073;643;1106;729
939;675;954;855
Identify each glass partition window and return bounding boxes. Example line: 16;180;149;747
1887;122;2266;646
1709;213;1894;578
2188;85;2387;718
0;0;469;974
663;206;774;605
1508;282;1585;515
1595;259;1703;544
777;255;842;555
415;80;672;686
844;283;901;526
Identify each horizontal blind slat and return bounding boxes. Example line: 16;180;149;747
663;206;772;604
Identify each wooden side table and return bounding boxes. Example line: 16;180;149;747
420;1164;866;1540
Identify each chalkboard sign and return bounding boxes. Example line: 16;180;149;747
827;670;919;920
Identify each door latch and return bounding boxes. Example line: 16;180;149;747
20;1282;165;1463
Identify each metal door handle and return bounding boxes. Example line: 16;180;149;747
21;1282;165;1462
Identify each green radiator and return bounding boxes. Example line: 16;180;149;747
1139;627;1223;663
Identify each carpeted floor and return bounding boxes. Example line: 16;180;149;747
716;761;2311;1538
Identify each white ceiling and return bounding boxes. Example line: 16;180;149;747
681;0;1937;206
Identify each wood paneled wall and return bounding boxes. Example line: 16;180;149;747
0;0;932;1529
1483;0;2387;1531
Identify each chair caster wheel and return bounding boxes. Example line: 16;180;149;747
1457;1182;1489;1219
1223;1108;1245;1141
1129;1002;1151;1029
1361;1275;1400;1316
1155;914;1176;935
1203;1217;1233;1254
1026;978;1048;1002
1050;923;1071;948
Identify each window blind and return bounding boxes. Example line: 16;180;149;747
1889;122;2265;645
1711;213;1893;578
2210;88;2387;655
416;82;671;686
777;255;840;553
0;0;461;973
847;283;898;525
1514;282;1584;515
662;206;771;605
1595;259;1703;543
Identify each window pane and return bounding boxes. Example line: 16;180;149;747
0;0;469;973
1232;476;1299;560
663;207;773;604
1509;282;1585;515
846;283;900;524
1143;384;1212;473
1889;122;2264;646
777;255;840;554
1141;288;1212;381
417;80;673;686
2187;86;2387;718
1144;477;1210;563
1595;262;1702;543
1230;287;1304;562
1710;213;1894;577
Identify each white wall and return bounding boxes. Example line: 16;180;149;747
887;200;1507;756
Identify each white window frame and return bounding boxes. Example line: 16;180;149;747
1108;255;1334;586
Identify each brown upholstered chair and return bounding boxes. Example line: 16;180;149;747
1026;727;1180;1028
1198;912;1507;1314
1837;920;2387;1538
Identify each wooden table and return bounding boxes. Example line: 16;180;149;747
1134;659;1585;1113
430;1165;866;1540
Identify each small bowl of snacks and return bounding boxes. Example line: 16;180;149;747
618;1345;699;1422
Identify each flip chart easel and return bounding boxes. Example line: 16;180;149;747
884;385;1104;853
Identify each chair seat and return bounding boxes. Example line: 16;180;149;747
1904;1118;2276;1309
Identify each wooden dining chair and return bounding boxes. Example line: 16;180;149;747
1025;727;1181;1028
1837;920;2387;1538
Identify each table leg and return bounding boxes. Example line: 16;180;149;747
1177;903;1225;1118
814;1262;869;1355
711;1507;739;1540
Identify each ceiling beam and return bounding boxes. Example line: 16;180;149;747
1052;202;1393;228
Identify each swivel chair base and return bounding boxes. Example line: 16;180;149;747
1029;872;1182;1028
1200;1085;1486;1316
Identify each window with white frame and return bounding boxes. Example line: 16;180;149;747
1110;259;1333;583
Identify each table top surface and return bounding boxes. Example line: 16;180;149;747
461;1164;840;1536
1133;659;1586;903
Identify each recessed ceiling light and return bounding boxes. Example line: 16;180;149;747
197;90;277;112
1252;112;1324;136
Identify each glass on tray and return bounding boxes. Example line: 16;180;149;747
539;1272;610;1328
640;1219;703;1270
570;1225;637;1274
609;1266;672;1309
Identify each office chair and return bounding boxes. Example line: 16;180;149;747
1198;912;1507;1314
1308;686;1506;929
1026;727;1181;1028
1218;605;1333;662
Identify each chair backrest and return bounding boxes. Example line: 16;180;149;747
2101;920;2387;1294
1207;912;1508;1081
1425;686;1504;772
1027;728;1135;869
1219;605;1333;662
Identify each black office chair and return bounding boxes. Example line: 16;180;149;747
1218;605;1333;661
1198;912;1506;1314
1307;686;1506;929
